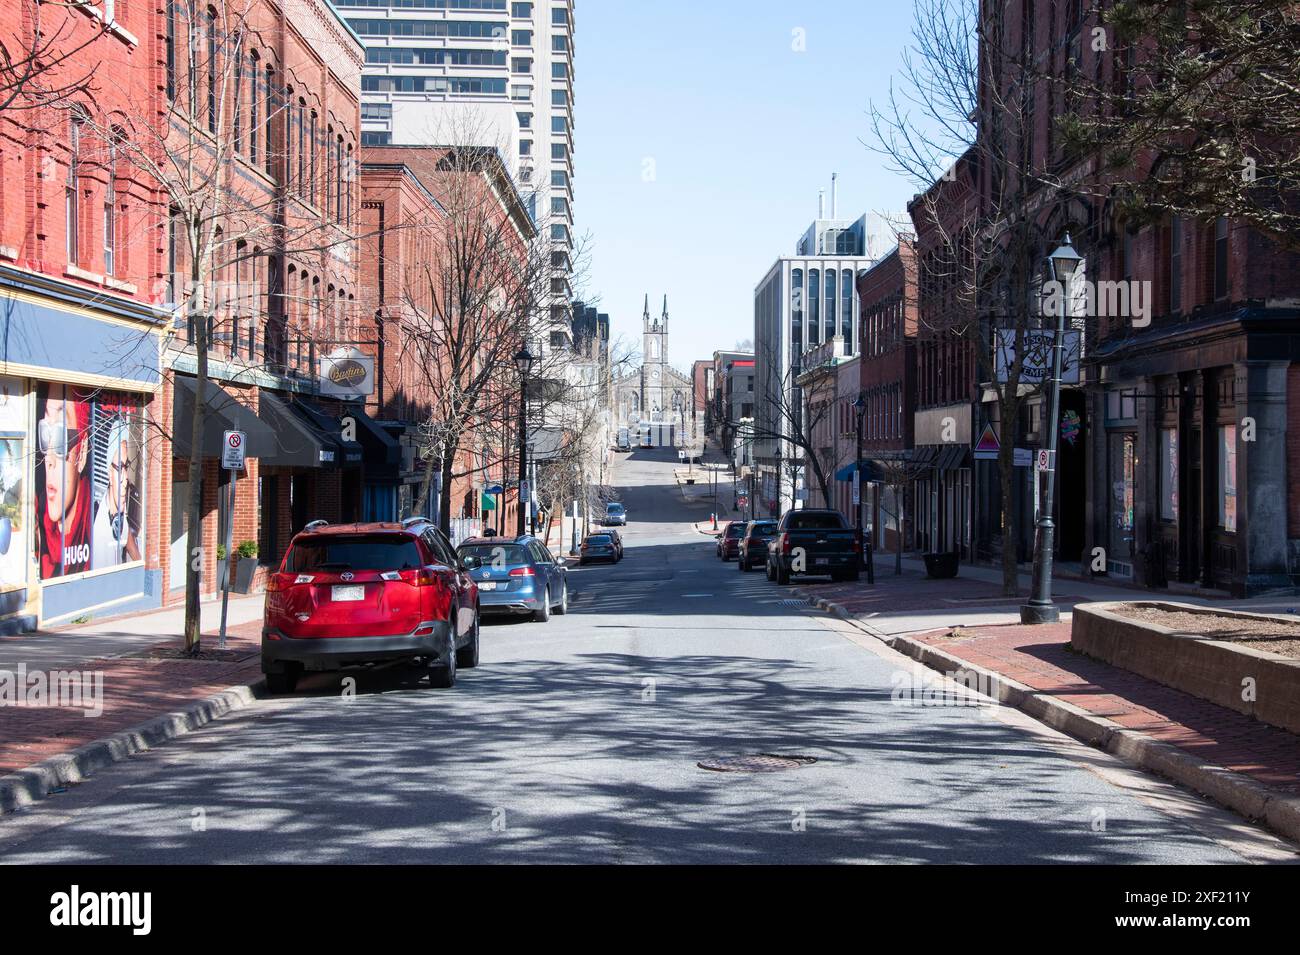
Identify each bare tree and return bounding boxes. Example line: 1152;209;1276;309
1;1;109;114
867;0;1070;595
94;0;367;651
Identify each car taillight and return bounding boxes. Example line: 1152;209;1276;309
509;566;535;576
267;572;313;592
851;536;862;554
399;568;438;587
781;534;792;554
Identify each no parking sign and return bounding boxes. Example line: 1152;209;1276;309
222;430;246;470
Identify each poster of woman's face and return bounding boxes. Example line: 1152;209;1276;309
37;383;93;578
36;384;145;579
91;401;143;570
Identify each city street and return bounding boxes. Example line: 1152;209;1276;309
0;449;1290;864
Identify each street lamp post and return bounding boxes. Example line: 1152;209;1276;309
774;447;782;517
1021;234;1082;625
853;392;872;582
514;346;535;537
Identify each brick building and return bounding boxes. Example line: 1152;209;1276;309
358;144;536;541
855;239;920;553
0;3;168;629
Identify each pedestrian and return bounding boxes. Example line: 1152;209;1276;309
483;525;497;538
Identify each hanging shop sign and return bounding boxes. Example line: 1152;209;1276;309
319;347;375;398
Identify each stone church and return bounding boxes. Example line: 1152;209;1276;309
612;295;694;446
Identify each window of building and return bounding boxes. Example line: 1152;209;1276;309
551;62;567;79
519;139;532;156
1170;216;1182;313
1214;216;1229;300
104;130;118;276
551;6;567;24
552;35;568;52
517;111;532;128
1219;424;1236;531
550;196;566;215
361;131;390;146
66;112;82;265
551;115;566;133
206;8;218;132
166;2;176;100
512;57;532;73
550;142;565;159
511;29;531;45
551;169;566;187
361;103;393;120
1160;428;1178;521
264;64;275;176
551;89;567;106
511;2;531;16
248;52;259;163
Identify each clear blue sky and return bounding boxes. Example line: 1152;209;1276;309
574;0;920;369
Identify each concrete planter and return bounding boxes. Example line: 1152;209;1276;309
1072;601;1300;735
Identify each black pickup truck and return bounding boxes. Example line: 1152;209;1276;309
765;509;860;584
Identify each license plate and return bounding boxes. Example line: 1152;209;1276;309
479;581;497;591
332;584;365;601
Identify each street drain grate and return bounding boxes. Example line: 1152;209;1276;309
697;754;819;773
780;599;809;609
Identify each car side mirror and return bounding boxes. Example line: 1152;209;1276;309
460;555;481;570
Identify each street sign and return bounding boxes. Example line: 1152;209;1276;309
852;469;860;506
1013;447;1033;468
1036;449;1055;472
221;430;246;470
973;422;1000;461
520;479;530;503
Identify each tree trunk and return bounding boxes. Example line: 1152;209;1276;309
183;298;209;654
997;406;1019;597
411;439;439;519
438;450;454;536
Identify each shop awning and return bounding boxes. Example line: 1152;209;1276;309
934;444;971;471
834;460;885;483
290;398;363;466
345;403;402;473
258;392;345;469
172;375;276;460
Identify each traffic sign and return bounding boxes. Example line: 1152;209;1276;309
221;430;246;470
973;422;1000;460
1036;449;1055;472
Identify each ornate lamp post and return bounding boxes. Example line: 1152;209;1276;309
853;392;868;575
1021;235;1083;625
514;346;535;537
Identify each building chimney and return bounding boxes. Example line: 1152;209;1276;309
831;172;838;218
818;189;825;219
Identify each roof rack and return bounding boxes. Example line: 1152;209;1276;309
401;516;428;527
303;519;329;531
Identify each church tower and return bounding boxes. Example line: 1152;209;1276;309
642;293;668;420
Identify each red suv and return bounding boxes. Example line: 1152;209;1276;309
261;519;480;693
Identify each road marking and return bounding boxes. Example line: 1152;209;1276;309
681;593;713;598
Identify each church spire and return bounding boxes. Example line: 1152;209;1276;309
661;294;668;327
642;293;650;326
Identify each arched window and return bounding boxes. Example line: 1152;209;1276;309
264;64;275;176
206;8;218;132
104;128;121;277
248;52;259;163
309;110;318;206
66;110;85;265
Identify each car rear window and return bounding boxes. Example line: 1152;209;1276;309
458;544;528;564
785;512;847;530
726;523;748;537
587;535;613;543
748;522;777;535
286;535;424;572
606;503;624;512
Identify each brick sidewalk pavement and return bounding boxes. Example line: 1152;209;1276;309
913;623;1300;793
0;621;263;775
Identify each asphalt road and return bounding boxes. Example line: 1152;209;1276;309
0;447;1291;863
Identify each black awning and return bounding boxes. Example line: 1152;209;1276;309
172;375;276;460
935;445;971;471
292;398;363;466
258;392;342;469
345;403;402;472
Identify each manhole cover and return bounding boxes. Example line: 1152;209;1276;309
697;754;819;773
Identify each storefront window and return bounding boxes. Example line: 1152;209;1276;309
1219;424;1236;531
1108;432;1136;561
1160;428;1178;521
0;377;28;593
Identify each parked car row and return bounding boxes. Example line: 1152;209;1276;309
260;518;571;695
716;509;862;584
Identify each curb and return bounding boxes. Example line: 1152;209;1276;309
0;677;266;814
808;594;1300;847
